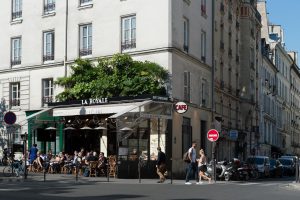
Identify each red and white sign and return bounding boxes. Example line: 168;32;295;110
174;102;188;114
207;129;219;142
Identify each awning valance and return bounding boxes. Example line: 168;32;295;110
52;101;150;117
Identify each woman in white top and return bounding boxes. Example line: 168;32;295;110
197;149;211;184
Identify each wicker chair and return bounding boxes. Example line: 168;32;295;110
108;155;117;178
89;161;98;177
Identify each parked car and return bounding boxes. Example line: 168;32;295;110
246;156;270;178
269;159;283;178
278;157;295;176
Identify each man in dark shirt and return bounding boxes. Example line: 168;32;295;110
156;147;166;183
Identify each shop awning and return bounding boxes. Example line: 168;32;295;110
52;101;150;117
19;107;54;126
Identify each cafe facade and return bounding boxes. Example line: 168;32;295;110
23;95;212;178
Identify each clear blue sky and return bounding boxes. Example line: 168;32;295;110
266;0;300;58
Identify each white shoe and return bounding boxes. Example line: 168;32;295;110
185;182;192;185
196;181;203;184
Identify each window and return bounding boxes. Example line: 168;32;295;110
201;31;206;62
201;0;206;16
12;0;22;20
121;15;136;51
80;0;92;5
44;0;55;14
10;82;20;107
201;79;208;106
183;18;189;52
184;71;191;102
11;37;22;66
42;78;54;106
182;117;192;153
43;31;55;61
79;24;92;56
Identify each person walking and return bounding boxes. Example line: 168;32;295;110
156;146;166;183
197;149;211;184
185;141;198;185
28;144;38;164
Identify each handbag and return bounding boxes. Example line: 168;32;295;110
183;151;190;163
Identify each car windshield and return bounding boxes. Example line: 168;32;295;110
247;157;264;165
278;159;293;165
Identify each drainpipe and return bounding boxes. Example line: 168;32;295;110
64;0;69;77
211;0;216;183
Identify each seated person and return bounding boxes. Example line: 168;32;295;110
98;152;107;174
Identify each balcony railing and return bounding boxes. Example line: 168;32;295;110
12;11;22;20
79;48;92;56
43;55;54;62
10;99;20;107
44;2;55;13
11;59;21;66
43;96;53;104
121;40;136;51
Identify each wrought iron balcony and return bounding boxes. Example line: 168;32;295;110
11;59;21;66
121;40;136;51
43;55;54;62
10;99;20;107
79;48;92;56
12;11;22;20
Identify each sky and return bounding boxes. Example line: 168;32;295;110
266;0;300;60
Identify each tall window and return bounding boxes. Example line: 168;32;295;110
201;31;206;62
42;79;54;106
184;71;191;102
11;37;22;66
80;0;92;6
12;0;22;20
79;24;92;56
121;15;136;51
183;18;189;52
43;31;55;62
201;79;208;106
182;117;192;153
44;0;55;14
10;82;20;107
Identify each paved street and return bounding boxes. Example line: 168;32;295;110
0;171;299;200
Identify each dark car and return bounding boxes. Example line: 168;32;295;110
278;158;295;176
269;159;283;178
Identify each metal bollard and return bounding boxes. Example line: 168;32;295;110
107;163;109;182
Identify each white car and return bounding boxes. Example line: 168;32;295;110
246;156;270;177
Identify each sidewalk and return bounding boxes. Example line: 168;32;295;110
0;169;207;185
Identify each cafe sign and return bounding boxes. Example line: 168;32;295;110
81;98;108;106
174;102;188;114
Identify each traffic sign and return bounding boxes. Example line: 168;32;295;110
207;129;219;142
4;111;17;125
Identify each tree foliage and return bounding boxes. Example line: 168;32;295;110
55;54;169;101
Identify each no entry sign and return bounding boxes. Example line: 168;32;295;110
4;111;17;125
207;129;219;142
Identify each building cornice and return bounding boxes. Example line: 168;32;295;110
0;47;212;74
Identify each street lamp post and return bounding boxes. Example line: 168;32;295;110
21;132;28;180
